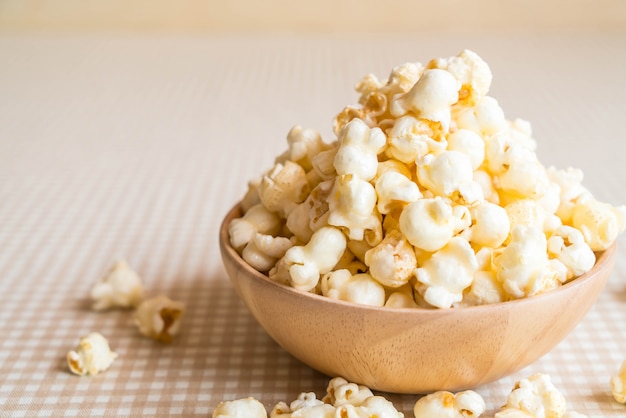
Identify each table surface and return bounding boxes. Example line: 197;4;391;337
1;32;626;417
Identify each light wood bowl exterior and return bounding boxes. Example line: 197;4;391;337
219;204;617;394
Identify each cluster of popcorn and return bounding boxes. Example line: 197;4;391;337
229;49;626;309
212;374;587;417
213;377;403;418
67;261;185;376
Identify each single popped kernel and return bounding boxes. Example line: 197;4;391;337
213;397;267;418
134;295;185;343
90;260;144;310
610;359;626;404
413;389;486;417
67;332;117;376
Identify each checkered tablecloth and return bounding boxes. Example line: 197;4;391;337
1;32;626;417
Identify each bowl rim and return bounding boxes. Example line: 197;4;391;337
220;202;617;315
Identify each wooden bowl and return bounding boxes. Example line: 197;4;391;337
219;203;617;394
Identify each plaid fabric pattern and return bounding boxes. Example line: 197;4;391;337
1;33;625;417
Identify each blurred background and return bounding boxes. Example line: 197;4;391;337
1;0;625;33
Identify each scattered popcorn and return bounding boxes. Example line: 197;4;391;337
134;295;185;343
495;373;566;418
228;49;625;308
67;332;117;376
610;359;626;404
213;397;267;418
214;377;404;418
90;260;145;310
413;389;486;418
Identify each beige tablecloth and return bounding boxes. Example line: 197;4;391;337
1;32;626;417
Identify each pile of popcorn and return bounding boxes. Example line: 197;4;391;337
212;374;589;417
228;49;626;309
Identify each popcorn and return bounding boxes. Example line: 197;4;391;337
427;49;492;106
228;48;625;308
385;115;445;163
270;226;346;291
364;229;417;288
287;179;334;243
213;397;268;418
505;199;561;238
67;332;117;376
259;161;310;217
375;170;422;215
229;204;282;251
547;225;596;281
494;226;559;299
333;118;386;181
399;197;470;252
413;390;486;418
327;174;381;243
90;260;144;310
461;270;507;306
320;269;386;307
414;236;478;309
390;68;460;132
323;376;374;406
242;233;294;273
270;393;334;417
546;166;591;224
269;377;403;418
571;197;626;251
134;295;185;343
446;129;485;170
610;359;626;403
385;284;420;309
495;373;566;418
473;96;508;136
463;201;510;248
284;125;329;172
417;151;483;204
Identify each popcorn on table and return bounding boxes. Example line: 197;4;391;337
610;359;626;404
67;332;117;376
412;389;486;417
228;49;626;308
495;373;586;418
90;260;145;310
134;294;185;343
212;377;404;418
